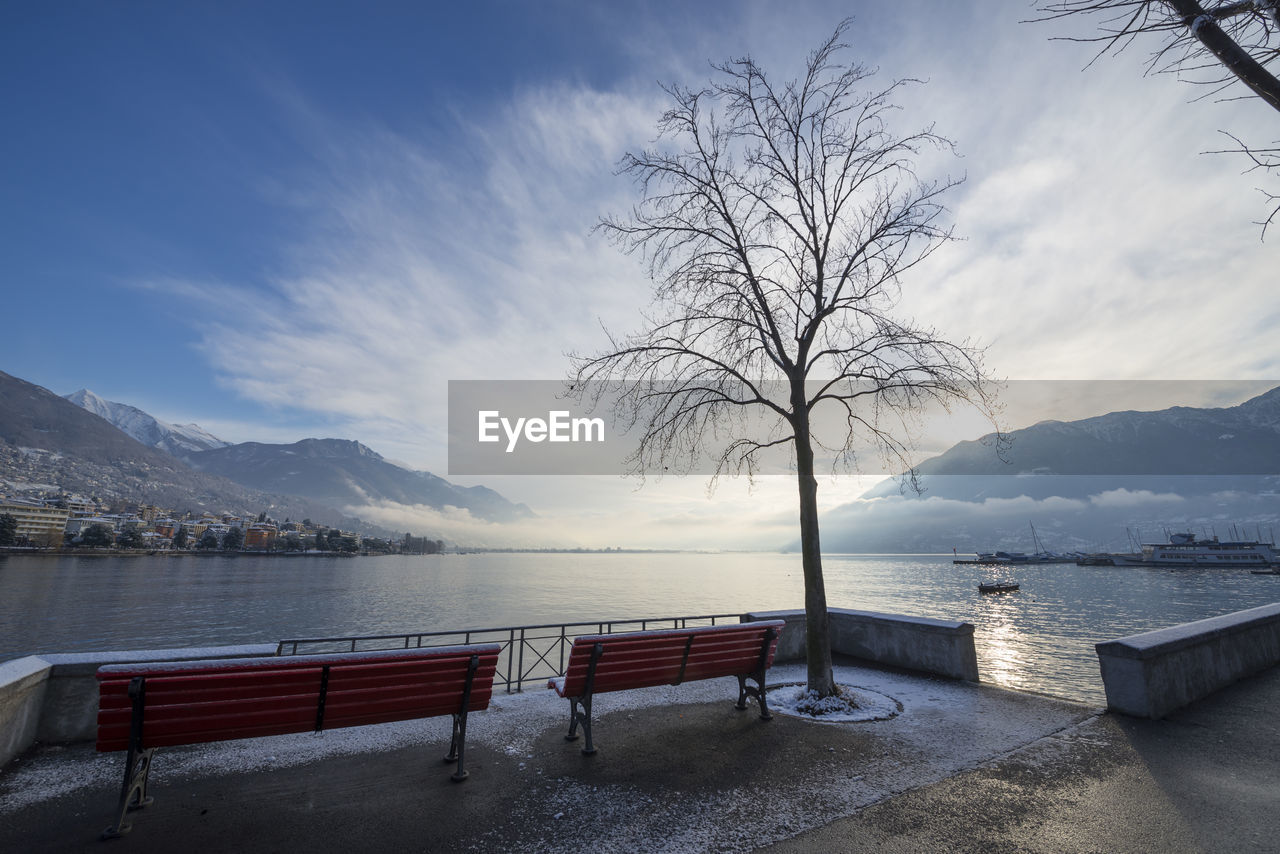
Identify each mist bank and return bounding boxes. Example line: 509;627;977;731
811;475;1280;554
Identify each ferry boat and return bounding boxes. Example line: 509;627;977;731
1110;533;1279;568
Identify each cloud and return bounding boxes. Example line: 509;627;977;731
1088;488;1185;509
344;474;876;550
819;479;1277;554
161;81;663;470
147;4;1279;524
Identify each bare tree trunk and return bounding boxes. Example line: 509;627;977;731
1164;0;1280;112
793;401;835;696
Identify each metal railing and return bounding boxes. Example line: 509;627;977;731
275;613;744;693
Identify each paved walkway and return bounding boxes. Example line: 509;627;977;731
2;659;1277;852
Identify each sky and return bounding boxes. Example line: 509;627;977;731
2;1;1276;549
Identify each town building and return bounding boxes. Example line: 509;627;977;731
0;499;71;545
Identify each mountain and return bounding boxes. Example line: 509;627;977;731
64;389;229;455
60;383;531;523
0;370;361;527
864;386;1280;500
812;387;1280;554
186;439;532;523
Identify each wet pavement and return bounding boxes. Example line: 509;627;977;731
2;658;1277;853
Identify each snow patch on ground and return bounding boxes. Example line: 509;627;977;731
0;661;1099;853
771;682;900;722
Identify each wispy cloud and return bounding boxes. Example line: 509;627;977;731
162;81;664;468
147;5;1278;550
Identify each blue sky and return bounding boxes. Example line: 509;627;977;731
3;2;1276;547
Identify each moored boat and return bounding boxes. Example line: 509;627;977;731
1108;533;1279;568
978;582;1020;594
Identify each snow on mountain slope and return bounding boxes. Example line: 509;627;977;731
64;389;230;456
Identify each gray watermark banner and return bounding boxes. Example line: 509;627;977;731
447;379;1280;477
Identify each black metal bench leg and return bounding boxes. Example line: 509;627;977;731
103;675;156;839
738;626;776;720
565;696;595;755
564;698;581;741
448;711;470;781
736;672;773;721
755;670;773;720
445;653;479;782
102;746;155;839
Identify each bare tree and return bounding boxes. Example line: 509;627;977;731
572;21;999;698
1034;0;1280;233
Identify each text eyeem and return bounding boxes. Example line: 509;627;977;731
478;410;606;453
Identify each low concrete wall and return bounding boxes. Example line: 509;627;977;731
744;608;979;682
0;657;52;768
1096;602;1280;719
0;644;278;763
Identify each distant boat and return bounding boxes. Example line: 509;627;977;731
978;582;1020;594
1108;533;1279;568
955;549;1078;565
954;523;1080;566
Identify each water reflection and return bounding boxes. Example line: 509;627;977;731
974;602;1025;691
2;553;1275;704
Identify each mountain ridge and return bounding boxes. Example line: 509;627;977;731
873;385;1280;488
186;438;533;523
0;370;363;529
64;388;230;455
813;386;1280;554
56;382;530;523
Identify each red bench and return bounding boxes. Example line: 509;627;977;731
95;644;500;838
547;620;785;754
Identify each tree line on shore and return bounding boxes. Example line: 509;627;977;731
0;512;445;555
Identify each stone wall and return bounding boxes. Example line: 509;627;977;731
1095;602;1280;719
0;644;277;765
744;608;980;682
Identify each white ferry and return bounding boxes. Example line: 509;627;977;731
1111;533;1280;568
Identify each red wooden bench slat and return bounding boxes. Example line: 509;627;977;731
95;646;501;752
95;644;502;836
545;620;784;756
99;670;325;710
551;621;783;698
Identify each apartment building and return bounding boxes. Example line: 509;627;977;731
0;499;71;545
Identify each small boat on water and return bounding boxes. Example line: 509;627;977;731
978;582;1020;594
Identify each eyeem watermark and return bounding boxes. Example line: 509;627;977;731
449;378;1280;476
478;410;605;453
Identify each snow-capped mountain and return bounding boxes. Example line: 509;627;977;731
62;387;531;523
186;438;533;523
64;389;230;456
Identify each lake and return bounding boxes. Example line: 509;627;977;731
2;551;1276;703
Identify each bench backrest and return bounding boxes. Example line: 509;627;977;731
557;620;784;697
96;644;501;752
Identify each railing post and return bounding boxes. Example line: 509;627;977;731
516;628;526;693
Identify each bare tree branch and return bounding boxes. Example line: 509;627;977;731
570;20;1002;697
1032;0;1280;235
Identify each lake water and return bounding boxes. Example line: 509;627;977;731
2;552;1276;704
